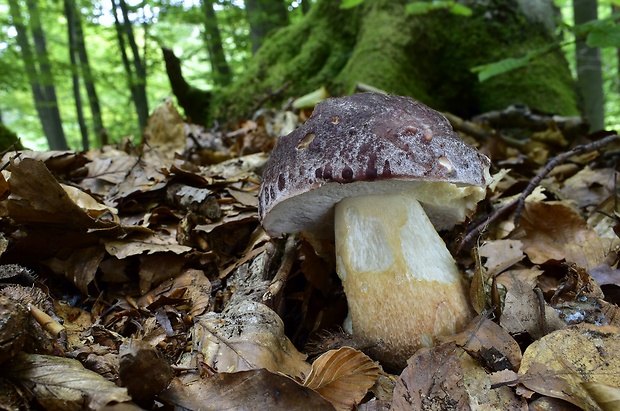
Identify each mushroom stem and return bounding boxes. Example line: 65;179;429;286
334;191;474;369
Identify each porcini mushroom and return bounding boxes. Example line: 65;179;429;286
258;93;491;369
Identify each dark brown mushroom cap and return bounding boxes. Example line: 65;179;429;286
259;93;491;238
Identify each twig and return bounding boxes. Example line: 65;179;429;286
457;132;620;254
513;132;620;224
263;235;297;303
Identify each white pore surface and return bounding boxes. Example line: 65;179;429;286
335;192;461;283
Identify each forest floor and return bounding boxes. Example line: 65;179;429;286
0;97;619;411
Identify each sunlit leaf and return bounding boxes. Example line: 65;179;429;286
587;24;620;48
405;2;434;14
340;0;364;9
471;52;534;82
449;3;472;16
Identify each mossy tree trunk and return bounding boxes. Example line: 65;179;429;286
213;0;579;124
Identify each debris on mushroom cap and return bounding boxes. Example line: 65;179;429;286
258;93;491;238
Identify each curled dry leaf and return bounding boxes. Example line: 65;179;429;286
496;268;566;339
303;346;380;411
161;369;335;411
516;201;620;270
582;381;620;411
391;342;526;411
518;324;620;411
187;300;311;379
7;158;117;230
6;353;131;411
478;239;525;277
118;339;174;402
441;315;522;372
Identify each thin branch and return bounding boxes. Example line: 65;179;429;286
457;132;620;254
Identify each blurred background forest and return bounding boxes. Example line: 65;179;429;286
1;0;619;151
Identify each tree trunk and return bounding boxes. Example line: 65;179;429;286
119;0;149;129
9;0;68;149
213;0;579;125
202;0;232;87
573;0;605;131
161;47;212;126
245;0;289;54
74;2;106;145
65;0;89;150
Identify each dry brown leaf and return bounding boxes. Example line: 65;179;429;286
43;245;106;295
518;324;620;410
392;342;526;411
188;300;311;379
104;238;191;260
161;369;335;411
497;269;566;339
582;381;620;411
478;239;525;276
142;99;186;157
441;315;522;372
303;346;380;411
7;158;117;230
516;201;620;270
7;353;131;411
137;252;186;295
560;167;616;208
118;339;174;402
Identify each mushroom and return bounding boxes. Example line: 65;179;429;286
258;93;491;369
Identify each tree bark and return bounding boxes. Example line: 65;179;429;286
65;0;89;150
202;0;232;87
573;0;605;131
213;0;579;125
74;2;106;145
245;0;289;54
9;0;68;149
161;47;212;126
119;0;149;129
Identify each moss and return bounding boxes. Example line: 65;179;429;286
212;0;579;124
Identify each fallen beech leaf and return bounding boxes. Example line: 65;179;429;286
118;339;174;402
441;315;522;372
7;158;117;230
560;166;615;208
496;269;566;339
161;369;335;411
142;99;186;157
518;324;620;410
478;239;525;276
189;300;311;379
392;342;526;411
516;201;620;270
7;353;131;411
582;381;620;411
303;347;379;411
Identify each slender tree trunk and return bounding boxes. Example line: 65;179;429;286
300;0;311;14
245;0;289;54
119;0;149;129
202;0;232;86
573;0;605;131
9;0;68;149
65;0;89;150
74;2;106;145
111;0;149;131
27;0;68;150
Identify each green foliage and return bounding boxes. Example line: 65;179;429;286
340;0;364;9
405;1;472;16
471;43;556;83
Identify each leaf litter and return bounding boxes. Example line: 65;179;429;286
0;99;619;410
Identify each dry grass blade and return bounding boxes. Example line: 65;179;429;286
304;346;380;411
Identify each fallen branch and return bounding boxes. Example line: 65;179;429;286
457;131;620;254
